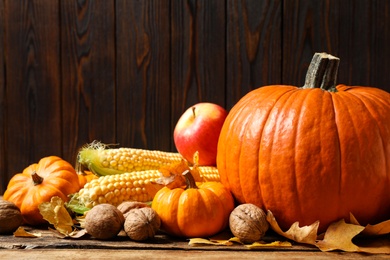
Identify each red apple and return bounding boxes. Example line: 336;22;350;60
173;102;228;166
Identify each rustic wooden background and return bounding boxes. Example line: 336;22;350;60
0;0;389;194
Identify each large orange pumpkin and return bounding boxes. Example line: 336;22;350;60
3;156;80;226
217;53;390;232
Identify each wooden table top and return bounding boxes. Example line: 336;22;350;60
0;227;387;259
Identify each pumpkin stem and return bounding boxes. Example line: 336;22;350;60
183;170;198;189
302;52;340;92
31;171;44;185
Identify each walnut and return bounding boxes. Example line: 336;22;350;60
124;207;161;241
229;203;269;243
117;201;148;219
0;200;23;234
85;203;125;240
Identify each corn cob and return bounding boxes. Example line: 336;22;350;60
77;141;184;176
76;167;220;208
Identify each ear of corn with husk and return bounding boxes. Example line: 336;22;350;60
77;141;184;176
69;141;220;213
73;165;220;209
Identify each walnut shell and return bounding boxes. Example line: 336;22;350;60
117;201;148;219
0;200;23;234
229;203;269;243
85;204;125;240
124;207;161;241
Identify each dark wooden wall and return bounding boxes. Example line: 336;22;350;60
1;0;389;194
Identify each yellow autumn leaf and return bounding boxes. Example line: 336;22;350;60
188;237;233;246
266;210;318;245
246;240;292;249
316;219;364;252
38;196;74;235
13;227;41;238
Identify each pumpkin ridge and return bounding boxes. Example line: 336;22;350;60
344;90;388;169
239;86;298;207
332;91;386;224
221;96;251;202
260;88;305;219
197;188;225;236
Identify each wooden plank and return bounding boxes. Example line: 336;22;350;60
60;0;116;163
170;0;226;143
116;0;171;151
0;227;383;259
0;226;317;252
337;0;390;91
282;0;390;92
282;0;340;86
3;0;61;182
226;0;282;110
0;0;5;194
0;249;374;259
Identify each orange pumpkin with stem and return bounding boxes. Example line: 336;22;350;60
77;170;98;188
3;156;80;226
217;53;390;232
152;170;234;238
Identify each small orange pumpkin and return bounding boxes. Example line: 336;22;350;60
151;170;235;238
3;156;80;226
77;170;98;188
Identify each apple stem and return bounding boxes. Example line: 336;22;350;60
192;106;196;119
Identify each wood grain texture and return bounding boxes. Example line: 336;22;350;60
61;0;116;164
226;0;282;110
336;0;390;89
170;0;226;130
1;0;390;193
3;0;61;186
116;0;171;150
282;0;390;90
0;0;5;190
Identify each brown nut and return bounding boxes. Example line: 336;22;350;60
0;200;23;234
85;204;125;240
124;207;161;241
117;201;148;219
229;203;269;243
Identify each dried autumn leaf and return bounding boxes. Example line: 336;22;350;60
188;237;233;246
155;160;190;189
246;240;292;249
38;196;74;235
316;219;364;252
266;210;318;245
48;227;88;239
144;182;164;199
355;237;390;254
13;227;41;238
350;213;390;236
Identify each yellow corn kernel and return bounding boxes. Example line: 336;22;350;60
77;170;162;207
76;166;221;208
195;166;220;182
78;142;184;176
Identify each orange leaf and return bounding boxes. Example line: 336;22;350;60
266;210;318;245
144;182;164;198
316;219;364;252
155;160;192;189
